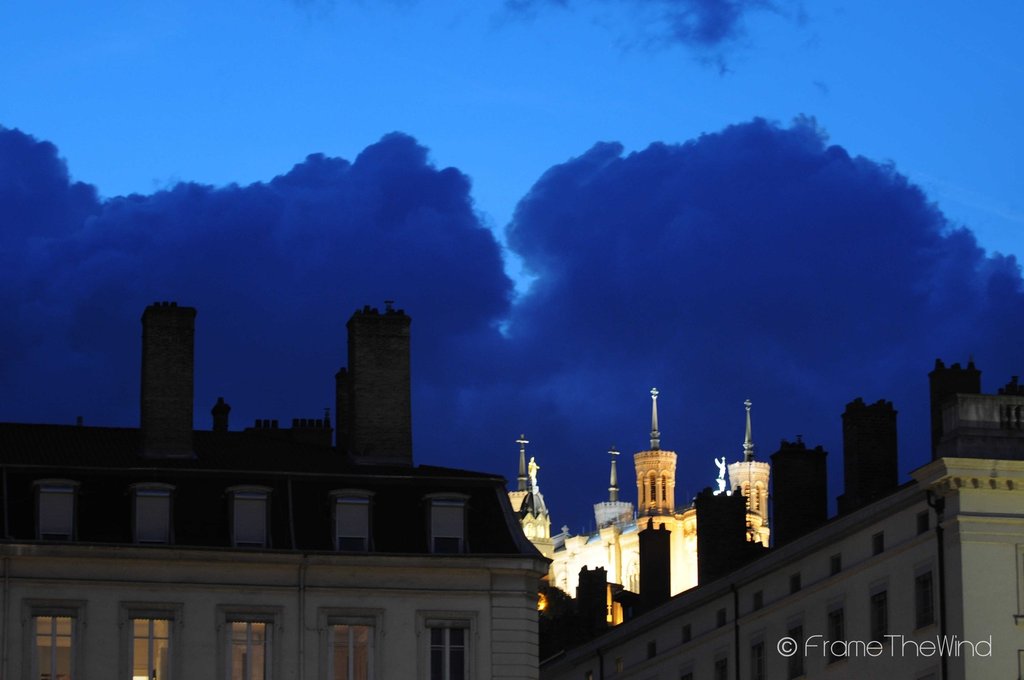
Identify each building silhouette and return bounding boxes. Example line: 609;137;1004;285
541;359;1024;680
1;302;547;680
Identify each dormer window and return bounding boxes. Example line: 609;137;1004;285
133;483;174;544
426;494;469;554
35;480;78;540
332;490;373;552
229;486;271;548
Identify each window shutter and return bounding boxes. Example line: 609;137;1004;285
136;491;171;543
234;494;267;546
336;499;369;550
39;488;74;538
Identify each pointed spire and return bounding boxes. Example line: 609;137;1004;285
516;434;529;491
743;399;754;461
650;387;661;450
608;446;620;502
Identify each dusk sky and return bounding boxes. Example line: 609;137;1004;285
2;0;1022;534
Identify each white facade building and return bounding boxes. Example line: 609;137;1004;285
541;363;1024;680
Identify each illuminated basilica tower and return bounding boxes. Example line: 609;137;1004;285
507;435;554;558
634;388;677;517
511;389;768;607
727;400;771;547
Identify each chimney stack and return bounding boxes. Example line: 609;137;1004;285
211;397;230;432
837;398;897;513
638;519;671;612
770;438;828;546
929;358;981;459
336;304;413;465
141;302;196;458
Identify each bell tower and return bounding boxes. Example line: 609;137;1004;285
634;388;678;517
727;399;771;547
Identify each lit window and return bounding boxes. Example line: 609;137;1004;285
33;614;75;680
428;624;467;680
230;621;269;680
229;487;271;548
426;495;468;554
329;623;374;680
133;618;171;679
36;480;77;540
134;484;174;544
332;491;372;552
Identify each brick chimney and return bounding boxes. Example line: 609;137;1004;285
141;302;196;458
211;397;230;432
770;438;828;546
336;303;412;465
837;398;897;513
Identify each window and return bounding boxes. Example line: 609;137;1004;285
428;625;467;680
332;491;372;552
752;590;763;611
916;510;930;535
134;484;174;544
614;657;623;673
750;641;765;680
915;572;935;628
218;608;279;680
872;531;885;555
584;673;593;680
787;625;804;678
426;495;468;554
829;553;842;576
230;487;270;548
680;673;693;680
713;657;728;680
230;621;269;680
681;623;691;643
870;591;888;641
33;615;75;680
789;573;801;594
35;480;77;540
329;623;373;680
716;608;726;628
646;640;656;659
121;604;181;680
827;608;845;663
133;618;171;679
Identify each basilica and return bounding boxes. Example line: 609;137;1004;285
508;389;771;621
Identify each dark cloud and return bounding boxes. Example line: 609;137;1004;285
0;127;512;454
2;119;1022;534
505;0;792;50
494;117;1024;529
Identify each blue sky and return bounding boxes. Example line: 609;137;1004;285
4;1;1021;261
2;0;1022;533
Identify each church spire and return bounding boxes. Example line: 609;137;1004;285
743;399;754;461
608;446;620;502
650;387;661;450
516;434;529;491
